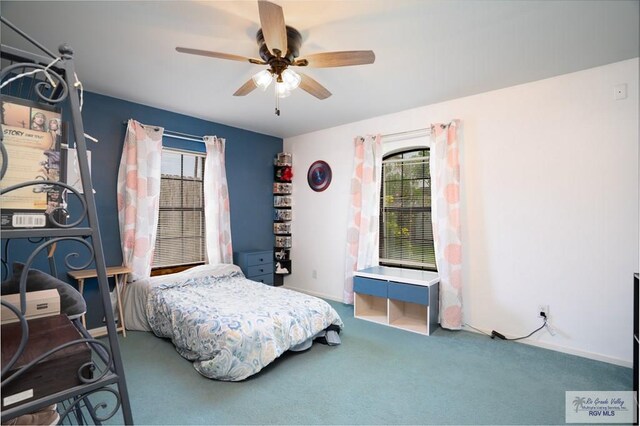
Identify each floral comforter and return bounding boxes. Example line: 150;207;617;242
146;264;343;381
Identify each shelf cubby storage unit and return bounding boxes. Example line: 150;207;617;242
353;266;439;335
273;153;292;286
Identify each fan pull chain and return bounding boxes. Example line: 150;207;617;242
275;82;280;116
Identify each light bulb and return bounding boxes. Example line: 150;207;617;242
252;69;273;91
276;82;291;98
281;69;301;91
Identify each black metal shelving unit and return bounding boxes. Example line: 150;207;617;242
273;153;292;286
1;17;133;425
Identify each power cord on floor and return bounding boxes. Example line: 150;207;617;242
490;312;548;341
463;322;492;337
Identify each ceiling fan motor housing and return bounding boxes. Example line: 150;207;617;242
256;26;302;64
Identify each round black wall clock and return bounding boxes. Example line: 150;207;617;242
307;160;332;192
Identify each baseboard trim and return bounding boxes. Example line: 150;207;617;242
283;285;343;303
462;325;632;368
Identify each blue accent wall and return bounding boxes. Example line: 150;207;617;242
2;91;282;328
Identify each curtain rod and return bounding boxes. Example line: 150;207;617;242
122;121;205;143
381;128;430;143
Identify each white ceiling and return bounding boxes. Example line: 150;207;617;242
2;1;638;139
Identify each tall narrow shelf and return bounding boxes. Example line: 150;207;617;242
273;153;292;287
0;19;133;425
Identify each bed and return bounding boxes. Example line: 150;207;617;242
122;264;343;381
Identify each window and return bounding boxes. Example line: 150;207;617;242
379;149;436;270
153;149;206;268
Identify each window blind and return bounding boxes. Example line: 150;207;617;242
153;149;206;268
379;149;436;270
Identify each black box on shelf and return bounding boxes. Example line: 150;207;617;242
1;314;92;410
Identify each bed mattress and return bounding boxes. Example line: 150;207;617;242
123;264;343;381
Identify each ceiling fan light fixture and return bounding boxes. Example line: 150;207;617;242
252;69;273;91
275;81;291;98
281;69;301;91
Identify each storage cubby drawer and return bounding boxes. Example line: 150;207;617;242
246;251;272;266
353;277;387;298
247;263;274;277
387;282;429;306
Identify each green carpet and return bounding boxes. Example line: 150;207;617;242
111;301;632;425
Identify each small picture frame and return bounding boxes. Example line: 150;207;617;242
274;209;292;221
275;152;292;166
275;236;292;248
273;222;291;235
273;182;292;194
274;248;290;261
274;196;292;207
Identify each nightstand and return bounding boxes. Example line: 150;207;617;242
234;250;274;285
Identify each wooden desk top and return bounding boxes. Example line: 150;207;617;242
67;266;131;280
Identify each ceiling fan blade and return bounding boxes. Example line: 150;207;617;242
258;0;287;57
298;73;331;100
233;79;257;96
176;47;265;64
296;51;376;68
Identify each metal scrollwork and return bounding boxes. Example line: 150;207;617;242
59;387;121;424
60;239;95;272
1;62;69;105
0;180;88;228
17;237;94;281
0;140;8;180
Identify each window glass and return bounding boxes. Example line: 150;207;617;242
153;149;206;268
379;149;436;270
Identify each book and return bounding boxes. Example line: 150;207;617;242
1;96;66;228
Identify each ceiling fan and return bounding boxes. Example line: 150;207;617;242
176;0;375;115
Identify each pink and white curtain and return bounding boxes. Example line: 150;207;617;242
430;120;463;329
117;119;163;282
343;134;383;304
203;136;233;264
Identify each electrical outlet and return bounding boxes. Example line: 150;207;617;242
614;83;627;100
312;269;317;279
538;305;549;318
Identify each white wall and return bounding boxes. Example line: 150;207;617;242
284;58;639;366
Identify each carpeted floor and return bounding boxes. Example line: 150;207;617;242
111;301;632;425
